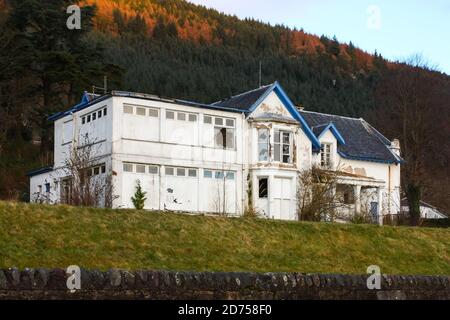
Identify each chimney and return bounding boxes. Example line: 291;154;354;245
390;138;401;156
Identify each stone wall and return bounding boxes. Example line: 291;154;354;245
0;268;448;300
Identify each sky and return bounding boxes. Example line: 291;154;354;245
188;0;450;75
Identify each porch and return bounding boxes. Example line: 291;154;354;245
335;171;386;225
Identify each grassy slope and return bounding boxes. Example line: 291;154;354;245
0;201;448;275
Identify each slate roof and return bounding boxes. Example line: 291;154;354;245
211;84;273;111
299;110;402;164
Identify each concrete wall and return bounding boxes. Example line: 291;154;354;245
0;269;448;300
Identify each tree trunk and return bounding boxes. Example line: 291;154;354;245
406;183;421;226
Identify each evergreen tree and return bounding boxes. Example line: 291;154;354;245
131;180;147;210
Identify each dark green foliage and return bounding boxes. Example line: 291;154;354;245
131;180;147;210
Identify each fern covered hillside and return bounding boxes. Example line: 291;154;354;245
0;202;449;274
0;0;449;215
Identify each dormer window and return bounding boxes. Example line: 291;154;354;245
320;143;332;169
274;130;292;163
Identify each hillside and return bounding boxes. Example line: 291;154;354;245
0;201;449;274
0;0;449;215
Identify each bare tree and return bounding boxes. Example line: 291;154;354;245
297;166;346;222
61;136;117;207
372;54;448;225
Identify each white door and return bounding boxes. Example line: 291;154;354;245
272;177;292;220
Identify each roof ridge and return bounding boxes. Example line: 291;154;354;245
212;83;274;105
299;109;363;121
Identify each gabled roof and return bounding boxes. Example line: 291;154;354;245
48;92;104;121
26;166;53;177
212;84;274;111
312;122;346;145
214;82;321;148
300;110;402;164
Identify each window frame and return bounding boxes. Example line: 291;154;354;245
258;128;270;161
274;130;292;164
320;143;332;169
258;177;268;198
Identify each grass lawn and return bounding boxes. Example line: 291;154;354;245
0;201;448;275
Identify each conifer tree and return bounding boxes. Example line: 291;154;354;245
131;180;147;210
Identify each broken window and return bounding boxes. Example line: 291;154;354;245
258;178;268;198
274;130;292;163
258;128;269;161
215;171;224;179
214;127;234;149
320;143;332;169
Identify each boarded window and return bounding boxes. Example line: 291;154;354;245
148;108;159;117
258;178;268;198
148;166;158;174
204;116;212;124
188;169;197;177
123;163;133;172
226;171;235;180
225;119;235;127
136;164;146;173
204;170;212;178
124;105;133;114
136;107;146;116
166;110;175;119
